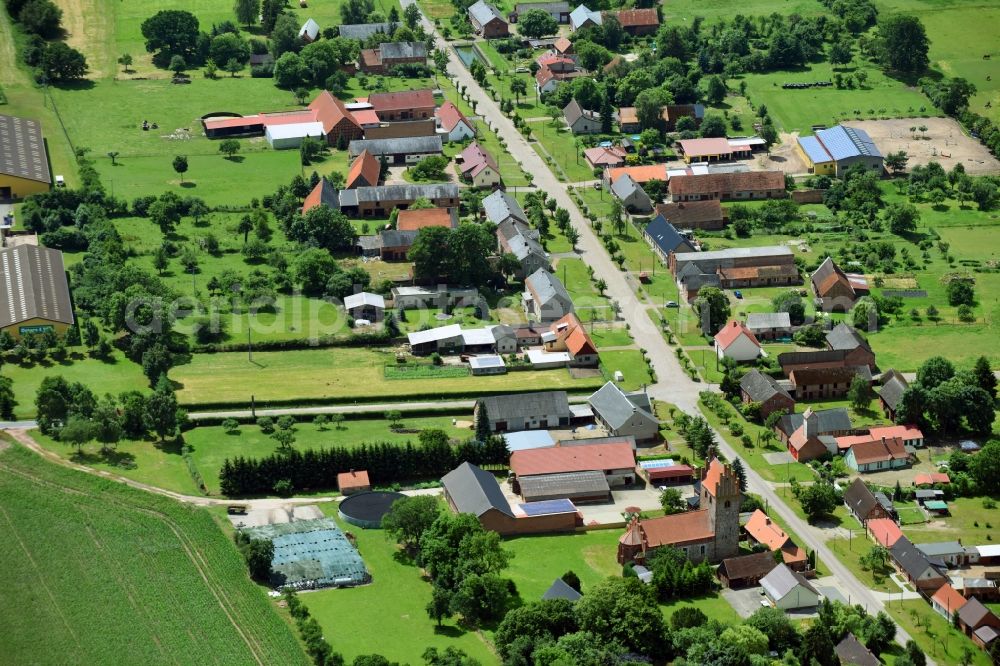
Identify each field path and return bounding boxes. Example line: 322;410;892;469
4;428;335;506
54;0;114;78
0;12;20;84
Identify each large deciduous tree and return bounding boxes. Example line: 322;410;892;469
876;15;929;73
141;10;201;62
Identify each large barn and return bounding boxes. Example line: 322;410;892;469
0;244;75;339
0;114;52;199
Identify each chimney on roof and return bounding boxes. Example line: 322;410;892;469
766;517;771;525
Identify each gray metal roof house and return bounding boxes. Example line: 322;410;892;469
442;462;514;518
611;173;653;213
563;99;601;134
348;136;443;161
643;214;695;262
476;391;572;432
588;381;659;442
0;245;75;338
482;190;529;225
542;577;583;601
524;268;573;322
338;22;394;40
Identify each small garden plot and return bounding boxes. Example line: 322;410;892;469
384;363;470;379
895;504;927;526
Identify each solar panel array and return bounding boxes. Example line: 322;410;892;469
518;498;577;516
639;459;676;469
0;114;50;183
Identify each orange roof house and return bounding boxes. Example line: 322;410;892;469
510;442;636;477
611;7;659;34
302;177;339;213
337;469;371;495
866;517;903;548
346;149;381;189
396;207;455;231
745;509;808;568
545;313;598;364
932;583;968;618
435;101;475;140
309;90;363;145
914;472;951;487
606;164;667;185
553;36;573;55
714;321;762;362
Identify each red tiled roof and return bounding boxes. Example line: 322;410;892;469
914;472;951;487
554;37;573;53
369;89;436;113
714;320;761;350
618;107;639;126
606;164;667;184
849;437;908;464
549;313;597;358
203;114;264;130
668;171;785;196
584;146;626;167
655;200;725;226
337;469;370;490
869;425;923;441
932;584;968;614
435;101;471;133
351;109;381;126
309;91;362;134
361;49;381;67
459;141;498;177
511;442;636;477
346;149;380;189
640;510;714;548
867;518;903;547
536;53;575;68
678;137;736;158
397;207;454;231
702;458;726;497
261;110;321;126
745;509;793;551
612;8;659;27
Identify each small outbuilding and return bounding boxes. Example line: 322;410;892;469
542;577;582;601
760;563;820;610
835;633;880;666
344;292;385;322
469;354;507;375
337;470;372;495
716;551;778;589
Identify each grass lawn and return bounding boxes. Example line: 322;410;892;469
188;415;472;494
4;350;149;419
307;505;497;664
503;529;623;601
891;600;992;666
419;0;456;19
553;257;614;318
902;496;1000;545
793;399;891;430
661;592;742;625
527;120;597;183
740;62;939;134
828;536;897;593
589;324;634;349
698;398;817;484
0;443;306;665
170;347;605;406
599;350;652;391
32;430;201;496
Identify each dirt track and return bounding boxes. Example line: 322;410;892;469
843;117;1000;175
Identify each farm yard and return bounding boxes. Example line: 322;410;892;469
0;442;307;665
842;118;1000;175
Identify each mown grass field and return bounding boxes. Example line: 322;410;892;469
30;413;473;495
3;350;149;419
309;504;498;664
170;346;606;406
891;600;992;666
0;442;307;665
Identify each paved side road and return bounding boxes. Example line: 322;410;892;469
410;5;930;658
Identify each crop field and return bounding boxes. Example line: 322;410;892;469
170;346;606;406
384;363;471;379
0;443;306;665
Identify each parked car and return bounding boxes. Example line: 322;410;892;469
665;301;679;308
734;290;743;299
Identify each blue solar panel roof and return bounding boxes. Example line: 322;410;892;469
519;498;577;516
798;135;831;164
815;125;882;161
639;459;676;469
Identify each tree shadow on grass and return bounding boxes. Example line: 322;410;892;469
180;182;197;189
224;155;246;163
432;625;465;638
154;436;185;456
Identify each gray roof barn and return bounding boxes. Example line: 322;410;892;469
519;471;610;501
826;322;872;352
745;312;791;331
480;391;571;423
378;41;428;59
563;99;599;127
468;0;506;26
588;381;656;431
348;136;443;158
777;407;852;438
378;229;418;248
340;183;459;206
482;190;528;224
740;369;792;403
891;536;946;579
0;113;51;184
611;173;653;211
542;577;583;601
879;369;909;410
644;214;695;257
835;633;880;666
916;541;965;558
338;22;394;39
0;245;74;329
442;462;514;518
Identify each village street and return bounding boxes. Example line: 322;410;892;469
407;3;930;656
